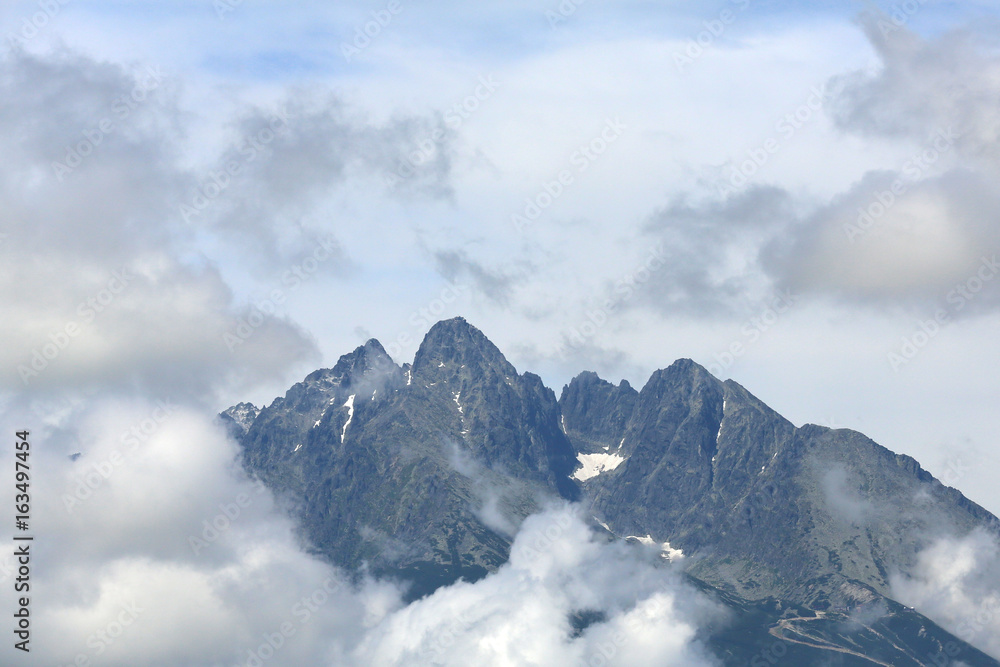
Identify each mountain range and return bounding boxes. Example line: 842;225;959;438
223;317;1000;665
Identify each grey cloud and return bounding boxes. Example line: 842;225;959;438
198;95;456;269
0;49;340;399
762;169;1000;314
647;185;795;232
0;253;320;400
636;185;795;318
0;49;187;262
829;15;1000;166
753;20;1000;314
433;248;526;306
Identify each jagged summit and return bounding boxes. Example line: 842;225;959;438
560;371;638;455
220;318;1000;663
411;316;515;378
220;401;259;438
304;338;397;386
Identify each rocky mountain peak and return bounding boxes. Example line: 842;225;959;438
219;402;259;437
411;317;516;379
222;318;1000;662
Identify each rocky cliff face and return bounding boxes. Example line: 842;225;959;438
563;359;999;612
233;318;578;598
224;318;1000;664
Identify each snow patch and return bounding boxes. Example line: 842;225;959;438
341;394;355;443
560;415;566;433
406;369;412;385
626;535;685;561
572;451;625;482
371;389;377;400
716;398;726;443
593;517;611;532
293;443;302;452
438;361;445;368
453;392;464;415
313;419;321;427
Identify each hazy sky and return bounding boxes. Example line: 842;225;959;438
2;2;1000;662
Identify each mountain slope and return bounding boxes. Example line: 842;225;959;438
224;317;1000;664
561;359;998;611
233;318;579;598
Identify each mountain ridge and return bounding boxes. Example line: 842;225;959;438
223;317;1000;664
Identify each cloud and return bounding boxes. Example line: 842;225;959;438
0;49;322;398
889;529;1000;660
432;248;522;306
762;169;1000;313
828;15;1000;167
818;462;875;526
443;438;535;538
0;45;465;399
3;393;724;667
200;94;457;269
637;185;794;318
352;505;725;666
756;22;1000;314
5;397;400;667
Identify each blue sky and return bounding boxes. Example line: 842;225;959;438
3;2;1000;660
